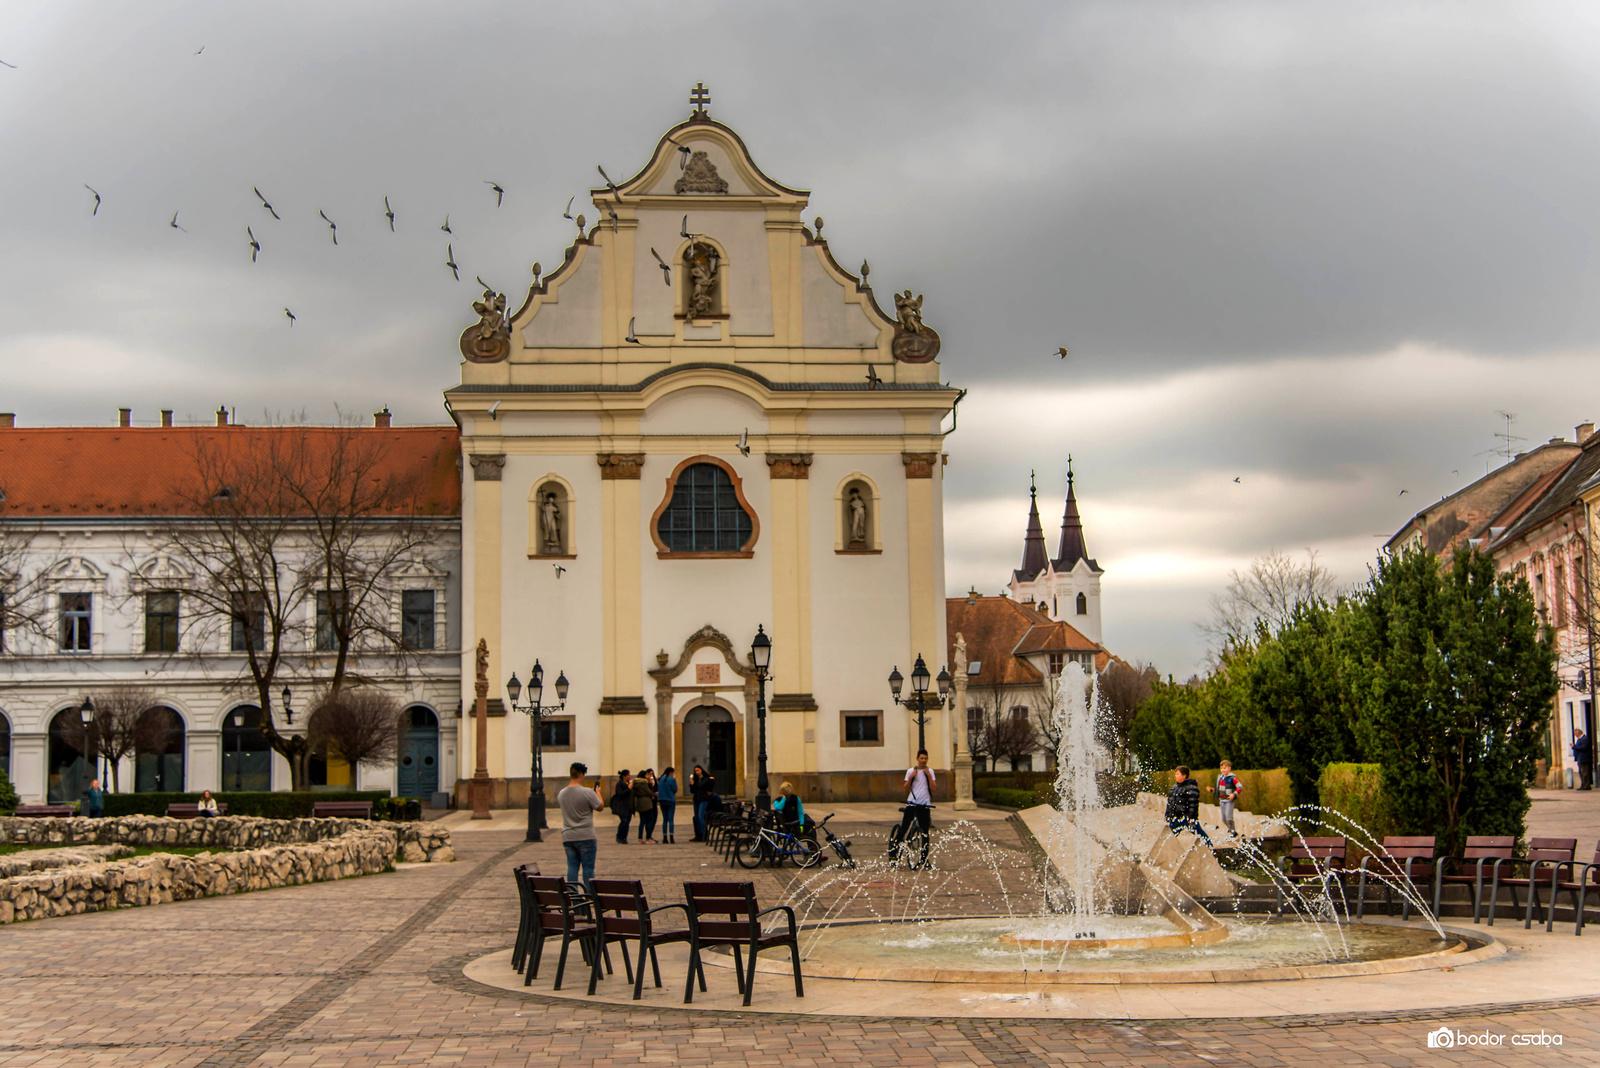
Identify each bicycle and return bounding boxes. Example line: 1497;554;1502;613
885;804;934;869
734;821;821;869
814;812;856;869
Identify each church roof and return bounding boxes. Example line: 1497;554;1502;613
0;425;461;519
947;595;1106;689
1053;459;1100;573
1013;477;1049;583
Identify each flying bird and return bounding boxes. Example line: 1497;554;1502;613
194;45;205;55
1398;489;1410;497
0;58;16;69
552;563;566;578
253;187;279;220
475;274;492;292
84;185;100;216
383;196;394;232
1232;477;1242;484
562;196;574;220
649;247;672;286
319;209;337;245
1056;347;1069;359
597;164;622;197
485;181;504;207
169;211;186;232
440;214;451;234
607;205;619;232
680;214;696;241
624;317;641;344
246;226;260;262
865;364;882;390
737;429;750;456
665;136;691;169
284;307;296;326
445;244;459;280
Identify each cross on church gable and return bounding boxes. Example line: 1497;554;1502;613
690;81;710;114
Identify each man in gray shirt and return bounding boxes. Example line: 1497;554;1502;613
558;762;604;891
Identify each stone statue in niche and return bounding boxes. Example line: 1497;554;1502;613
539;491;563;554
891;288;941;363
684;241;720;319
848;487;868;548
460;288;511;362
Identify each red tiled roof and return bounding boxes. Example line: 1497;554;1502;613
947;595;1105;688
0;426;461;518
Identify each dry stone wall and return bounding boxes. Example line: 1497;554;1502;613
0;816;454;925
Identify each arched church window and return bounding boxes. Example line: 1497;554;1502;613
653;458;757;557
1076;592;1088;615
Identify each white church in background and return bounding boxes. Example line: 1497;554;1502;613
1005;461;1103;643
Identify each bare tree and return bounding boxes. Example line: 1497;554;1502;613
59;685;159;793
143;419;451;790
1200;548;1337;659
1097;659;1159;771
0;510;64;657
308;689;402;788
965;703;994;773
988;707;1040;772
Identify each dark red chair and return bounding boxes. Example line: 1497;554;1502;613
1486;837;1577;928
1355;836;1435;921
682;881;802;1007
589;878;702;999
1275;836;1347;915
1432;836;1515;923
1544;841;1600;934
524;875;607;990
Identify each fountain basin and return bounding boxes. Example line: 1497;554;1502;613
997;908;1230;951
780;916;1500;985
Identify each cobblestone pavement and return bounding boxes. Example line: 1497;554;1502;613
1;821;1597;1067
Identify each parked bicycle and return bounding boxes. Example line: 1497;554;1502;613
735;820;822;869
885;804;934;869
814;812;856;869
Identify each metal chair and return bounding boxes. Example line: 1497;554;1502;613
589;878;701;999
1544;841;1600;934
1274;836;1347;916
1431;835;1515;923
524;875;608;990
1354;836;1435;920
1486;838;1577;928
682;881;802;1007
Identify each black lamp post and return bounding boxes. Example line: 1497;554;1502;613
750;626;772;811
281;686;294;725
79;695;97;789
887;653;952;753
507;659;569;842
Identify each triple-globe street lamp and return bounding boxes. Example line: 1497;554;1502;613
887;653;952;754
506;661;570;843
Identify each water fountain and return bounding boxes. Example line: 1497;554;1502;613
777;663;1495;984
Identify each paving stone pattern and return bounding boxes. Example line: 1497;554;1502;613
0;821;1596;1066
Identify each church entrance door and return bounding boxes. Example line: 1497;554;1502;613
682;705;736;795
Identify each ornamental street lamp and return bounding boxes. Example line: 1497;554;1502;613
79;695;97;788
507;660;570;842
281;686;294;724
887;653;952;753
750;626;772;812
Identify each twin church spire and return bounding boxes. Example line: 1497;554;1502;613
1015;458;1098;582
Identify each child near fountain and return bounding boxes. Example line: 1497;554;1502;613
1165;766;1211;845
1210;761;1243;838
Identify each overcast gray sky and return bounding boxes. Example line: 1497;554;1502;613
4;1;1599;675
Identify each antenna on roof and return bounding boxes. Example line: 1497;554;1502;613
1493;410;1526;465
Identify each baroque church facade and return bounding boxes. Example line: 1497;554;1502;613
449;97;963;804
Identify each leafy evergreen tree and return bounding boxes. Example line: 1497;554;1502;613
1350;546;1555;854
1248;599;1359;807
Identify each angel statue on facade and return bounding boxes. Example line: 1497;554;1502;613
471;289;507;341
686;242;719;318
894;290;926;336
848;487;868;546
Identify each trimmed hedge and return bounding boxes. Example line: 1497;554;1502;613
1144;768;1294;817
979;786;1053;809
1315;762;1394;842
103;790;393;820
0;768;17;817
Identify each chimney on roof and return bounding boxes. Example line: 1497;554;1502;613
1578;422;1595;445
1550;437;1566;445
373;406;392;429
118;408;132;427
0;413;13;428
160;410;173;427
215;406;228;427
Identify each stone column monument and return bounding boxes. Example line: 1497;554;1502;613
951;632;975;810
470;638;494;819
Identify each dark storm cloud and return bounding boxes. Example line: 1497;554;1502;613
2;0;1597;671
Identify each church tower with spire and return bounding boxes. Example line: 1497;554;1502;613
1004;458;1104;643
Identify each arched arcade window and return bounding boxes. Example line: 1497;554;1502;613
221;706;271;792
652;458;758;557
0;711;10;777
135;707;185;793
47;708;89;804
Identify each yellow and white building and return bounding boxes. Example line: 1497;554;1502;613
445;97;963;804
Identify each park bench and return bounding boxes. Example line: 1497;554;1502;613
165;802;228;819
1486;837;1577;928
683;880;802;1007
310;801;372;819
12;804;76;817
1274;836;1347;916
523;875;609;991
1354;836;1435;921
1432;835;1515;922
589;878;700;999
1543;841;1600;934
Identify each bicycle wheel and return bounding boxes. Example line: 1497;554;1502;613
734;835;764;869
795;838;823;868
833;841;857;869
